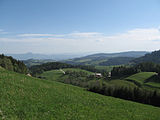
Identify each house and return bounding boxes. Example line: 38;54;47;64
108;72;111;78
94;73;102;77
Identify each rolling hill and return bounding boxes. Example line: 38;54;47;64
0;67;160;119
62;51;148;66
125;72;156;84
22;59;55;67
125;72;160;88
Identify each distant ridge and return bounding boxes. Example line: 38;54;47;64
85;51;148;58
62;51;148;66
7;52;88;60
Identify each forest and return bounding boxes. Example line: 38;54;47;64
0;54;28;74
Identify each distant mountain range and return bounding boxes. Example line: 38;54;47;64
7;52;88;60
7;51;152;67
62;51;148;66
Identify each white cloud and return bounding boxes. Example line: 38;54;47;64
104;28;160;42
18;34;65;37
0;29;8;34
1;27;160;53
68;32;103;38
18;32;102;38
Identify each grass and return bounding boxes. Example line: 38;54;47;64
125;72;156;85
40;70;63;81
145;82;160;89
1;69;160;119
40;68;94;83
40;68;93;81
62;68;94;74
108;79;138;88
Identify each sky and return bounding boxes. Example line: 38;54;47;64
0;0;160;54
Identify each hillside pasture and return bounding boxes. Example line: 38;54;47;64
125;72;156;86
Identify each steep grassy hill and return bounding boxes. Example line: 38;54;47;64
1;68;160;119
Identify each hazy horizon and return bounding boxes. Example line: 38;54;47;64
5;50;151;55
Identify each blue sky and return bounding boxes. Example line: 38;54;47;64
0;0;160;54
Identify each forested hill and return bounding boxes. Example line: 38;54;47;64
99;57;134;66
0;54;28;74
132;50;160;64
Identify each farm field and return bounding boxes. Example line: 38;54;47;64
125;72;157;85
62;68;94;74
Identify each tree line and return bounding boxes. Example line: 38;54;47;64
88;80;160;107
111;62;160;78
0;54;28;74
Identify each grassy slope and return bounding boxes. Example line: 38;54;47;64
40;68;94;82
1;69;160;119
40;70;63;81
108;79;138;88
125;72;156;85
62;68;94;74
145;82;160;88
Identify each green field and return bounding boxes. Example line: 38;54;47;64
1;67;160;119
108;79;138;88
40;70;63;81
40;68;94;82
145;82;160;89
125;72;156;85
62;68;94;74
